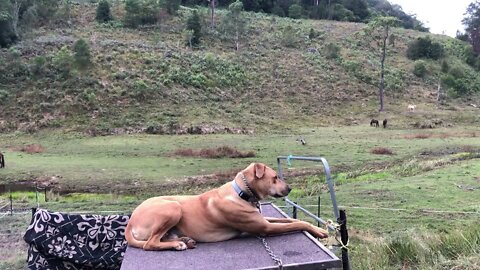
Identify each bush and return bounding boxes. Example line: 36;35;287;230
73;39;92;71
165;0;181;15
124;0;159;28
0;89;10;104
53;46;74;78
288;4;303;19
281;25;297;48
96;0;113;23
186;10;202;47
407;36;444;60
371;147;394;155
413;60;427;78
271;5;285;17
325;43;341;59
31;56;47;75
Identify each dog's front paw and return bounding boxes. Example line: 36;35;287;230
175;241;188;251
314;227;329;239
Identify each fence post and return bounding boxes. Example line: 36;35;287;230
292;202;297;219
317;197;321;227
338;209;350;270
45;188;48;202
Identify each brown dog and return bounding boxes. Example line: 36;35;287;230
125;163;329;251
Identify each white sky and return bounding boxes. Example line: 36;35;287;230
387;0;473;37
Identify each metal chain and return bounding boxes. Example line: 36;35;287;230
257;236;283;270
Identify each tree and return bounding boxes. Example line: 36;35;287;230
165;0;181;15
96;0;113;23
406;36;444;60
73;38;92;71
0;0;17;47
208;0;216;28
53;46;74;78
186;10;201;47
363;16;400;111
288;4;302;19
462;1;480;55
222;0;246;50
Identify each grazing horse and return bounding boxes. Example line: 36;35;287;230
370;119;379;127
0;152;4;168
383;119;388;128
408;104;416;112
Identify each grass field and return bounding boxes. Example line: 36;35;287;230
0;125;479;269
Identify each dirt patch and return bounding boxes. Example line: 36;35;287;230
11;144;45;154
419;146;480;157
172;146;256;159
404;133;432;139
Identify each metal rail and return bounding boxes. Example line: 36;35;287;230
277;156;340;231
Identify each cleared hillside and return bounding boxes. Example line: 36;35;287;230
0;3;479;134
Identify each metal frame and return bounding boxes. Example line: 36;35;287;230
277;156;340;231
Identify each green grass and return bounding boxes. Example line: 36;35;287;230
1;126;479;192
1;125;479;269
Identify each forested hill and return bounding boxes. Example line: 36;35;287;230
0;1;479;134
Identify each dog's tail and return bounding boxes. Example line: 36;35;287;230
125;223;147;249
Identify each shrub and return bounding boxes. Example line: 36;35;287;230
370;147;394;155
413;60;427;78
281;25;297;48
124;0;159;28
186;10;202;47
53;46;74;78
325;43;341;59
288;4;303;19
407;36;444;60
0;89;10;104
73;39;92;71
441;59;449;73
96;0;113;23
165;0;181;15
31;56;47;76
271;5;285;17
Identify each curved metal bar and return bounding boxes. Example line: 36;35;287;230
276;155;340;223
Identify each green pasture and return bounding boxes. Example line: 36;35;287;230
1;125;479;269
1;125;479;193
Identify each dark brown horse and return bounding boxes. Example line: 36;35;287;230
0;152;4;168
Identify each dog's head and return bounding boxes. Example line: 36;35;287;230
241;163;291;200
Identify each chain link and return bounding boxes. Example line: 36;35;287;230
258;236;283;270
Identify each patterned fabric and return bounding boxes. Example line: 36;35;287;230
24;208;130;270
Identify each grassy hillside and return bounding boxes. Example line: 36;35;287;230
0;3;478;134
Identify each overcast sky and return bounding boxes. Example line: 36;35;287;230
387;0;473;37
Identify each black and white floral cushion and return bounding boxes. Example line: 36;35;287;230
24;208;130;270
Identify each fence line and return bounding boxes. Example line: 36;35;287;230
277;204;480;215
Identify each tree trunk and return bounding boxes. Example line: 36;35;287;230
235;30;239;51
11;0;21;38
379;26;388;112
210;0;215;29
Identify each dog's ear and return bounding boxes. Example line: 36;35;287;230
254;163;265;179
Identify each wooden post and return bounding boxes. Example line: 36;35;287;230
44;188;48;202
292;202;297;219
9;193;13;216
338;209;350;270
317;197;321;227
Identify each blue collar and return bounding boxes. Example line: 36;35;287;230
231;179;255;202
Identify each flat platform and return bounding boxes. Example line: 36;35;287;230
121;203;341;270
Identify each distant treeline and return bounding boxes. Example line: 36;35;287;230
182;0;428;31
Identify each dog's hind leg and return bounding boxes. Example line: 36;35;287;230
142;202;188;251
